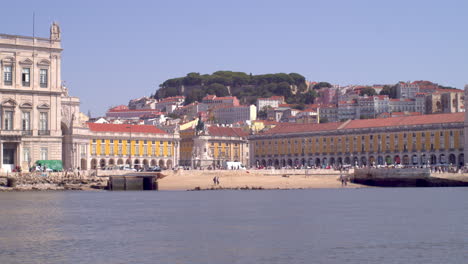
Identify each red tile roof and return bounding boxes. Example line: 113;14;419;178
87;123;168;134
208;126;248;137
259;113;464;135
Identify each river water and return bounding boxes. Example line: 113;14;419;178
0;188;467;264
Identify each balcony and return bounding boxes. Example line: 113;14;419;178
0;130;22;137
22;130;32;136
38;130;50;136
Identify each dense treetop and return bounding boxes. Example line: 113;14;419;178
155;71;313;105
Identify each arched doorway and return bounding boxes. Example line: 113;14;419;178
143;159;149;169
151;159;157;166
377;156;383;165
448;154;456;165
117;159;123;165
402;155;409;165
439;154;446;164
430;154;437;165
385;156;392;165
167;160;173;169
360;157;367;166
315;158;321;167
412;155;418;165
274;159;280;168
268;159;273;167
337;157;343;165
134;159;141;169
287;159;293;167
344;157;351;165
99;159;106;169
458;153;464;167
330;157;335;166
159;159;165;168
91;159;97;170
126;159;132;166
369;156;375;166
421;154;427;166
108;159;115;166
394;155;400;164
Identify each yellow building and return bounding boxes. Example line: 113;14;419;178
249;112;465;168
86;123;179;170
180;125;249;168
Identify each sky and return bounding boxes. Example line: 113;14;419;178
1;0;467;116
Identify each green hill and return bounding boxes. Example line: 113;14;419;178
154;71;317;106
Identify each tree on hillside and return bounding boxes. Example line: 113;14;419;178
313;82;332;90
379;85;397;99
206;83;229;97
304;90;318;104
360;87;377;96
183;72;203;86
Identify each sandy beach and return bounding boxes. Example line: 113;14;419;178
158;169;364;190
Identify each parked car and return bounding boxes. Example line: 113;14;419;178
146;166;161;172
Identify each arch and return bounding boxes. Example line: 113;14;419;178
369;156;375;166
344;157;351;165
99;159;106;168
360;157;367;166
430;154;437;165
337;157;343;165
281;159;286;167
439;154;446;164
19;102;33;109
448;154;456;165
261;159;267;167
80;158;87;170
385;156;392;165
287;159;293;167
330;157;335;165
108;158;115;165
394;155;400;164
91;159;97;169
134;159;141;169
402;155;409;165
150;159;157;166
412;155;418;165
315;158;321;166
308;158;314;166
353;157;359;166
301;158;306;166
274;159;280;167
37;59;51;66
421;154;427;165
159;159;165;168
117;158;124;165
267;159;273;166
377;156;384;165
322;157;328;166
167;160;173;169
126;158;132;165
294;158;300;166
37;103;50;109
143;159;149;167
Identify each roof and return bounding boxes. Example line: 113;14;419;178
87;123;168;134
259;112;464;135
208;126;248;137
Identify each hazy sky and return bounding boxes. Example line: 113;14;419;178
1;0;467;116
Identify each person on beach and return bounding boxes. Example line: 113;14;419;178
213;176;217;185
216;176;220;185
340;173;346;187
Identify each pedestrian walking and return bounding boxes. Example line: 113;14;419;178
216;176;220;185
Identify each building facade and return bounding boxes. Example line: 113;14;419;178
0;23;66;171
179;125;249;168
250;113;465;168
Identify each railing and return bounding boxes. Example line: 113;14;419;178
22;130;32;136
38;130;50;136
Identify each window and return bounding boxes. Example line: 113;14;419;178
23;148;31;163
92;144;96;155
100;143;105;155
4;66;12;85
39;112;48;131
22;68;30;86
135;144;140;156
144;145;148;156
109;144;114;155
168;146;172;157
40;147;48;160
22;111;30;131
4;111;13;130
40;69;48;88
118;144;122;155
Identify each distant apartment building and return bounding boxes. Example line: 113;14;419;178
202;95;240;108
318;105;338;122
256;96;285;112
396;82;419;99
154;96;185;113
128;96;156;110
106;105;163;119
389;99;416;112
214;105;257;124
